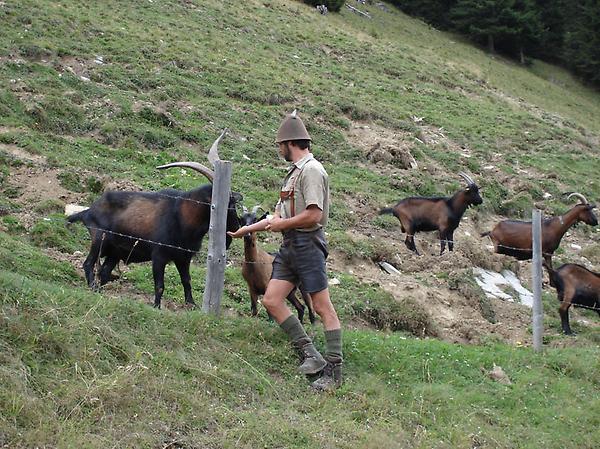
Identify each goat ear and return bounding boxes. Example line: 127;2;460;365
231;192;243;203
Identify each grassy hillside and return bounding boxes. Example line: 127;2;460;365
1;1;600;447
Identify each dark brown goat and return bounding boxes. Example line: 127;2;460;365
544;263;600;335
240;207;315;324
379;172;483;255
67;132;241;308
481;193;597;268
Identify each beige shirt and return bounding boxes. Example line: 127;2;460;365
276;153;329;232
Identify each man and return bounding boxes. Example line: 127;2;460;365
228;110;343;391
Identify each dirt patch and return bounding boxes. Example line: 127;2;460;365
1;143;46;165
327;239;533;345
345;121;418;172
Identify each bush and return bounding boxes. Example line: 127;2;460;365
301;0;344;13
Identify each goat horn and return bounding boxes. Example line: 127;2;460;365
458;171;475;186
251;205;261;215
568;192;588;204
156;162;214;183
207;128;228;167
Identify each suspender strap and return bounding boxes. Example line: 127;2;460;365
280;165;306;218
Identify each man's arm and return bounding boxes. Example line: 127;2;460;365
266;205;322;232
227;217;270;239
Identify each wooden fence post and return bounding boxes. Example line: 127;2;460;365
202;160;232;315
532;208;544;351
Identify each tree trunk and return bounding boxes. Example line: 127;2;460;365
519;46;525;64
487;34;495;53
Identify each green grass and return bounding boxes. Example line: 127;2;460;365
1;0;600;447
1;259;599;449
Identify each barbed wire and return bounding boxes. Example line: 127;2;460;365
85;226;198;254
70;218;592;263
61;219;600;313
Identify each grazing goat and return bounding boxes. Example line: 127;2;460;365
67;131;242;308
544;262;600;335
379;172;482;255
481;193;597;268
240;206;315;324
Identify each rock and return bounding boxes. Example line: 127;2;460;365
486;364;512;385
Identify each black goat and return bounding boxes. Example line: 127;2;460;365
544;262;600;335
68;132;242;308
481;193;597;268
240;206;315;324
379;172;482;255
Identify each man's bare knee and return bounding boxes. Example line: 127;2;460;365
262;293;281;310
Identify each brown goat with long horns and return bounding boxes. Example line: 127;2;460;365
481;193;597;269
379;172;483;255
68;130;242;308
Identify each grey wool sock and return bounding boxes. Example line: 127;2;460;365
324;328;343;362
280;314;310;344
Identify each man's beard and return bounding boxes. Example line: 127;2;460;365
281;143;292;162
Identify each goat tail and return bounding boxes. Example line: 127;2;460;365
542;260;559;288
379;207;396;217
66;209;88;225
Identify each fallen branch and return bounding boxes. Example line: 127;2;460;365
345;3;371;18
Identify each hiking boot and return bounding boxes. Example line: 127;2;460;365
311;359;343;392
295;341;327;375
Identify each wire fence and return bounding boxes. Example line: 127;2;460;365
60;206;600;314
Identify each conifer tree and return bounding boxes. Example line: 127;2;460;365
450;0;518;53
563;0;600;84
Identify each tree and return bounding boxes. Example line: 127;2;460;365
450;0;519;53
511;0;543;63
389;1;458;29
562;0;600;84
534;0;567;62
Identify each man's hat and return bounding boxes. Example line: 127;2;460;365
275;110;311;143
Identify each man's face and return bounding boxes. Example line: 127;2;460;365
278;142;292;162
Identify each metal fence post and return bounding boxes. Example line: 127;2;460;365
532;208;544;351
202;160;232;315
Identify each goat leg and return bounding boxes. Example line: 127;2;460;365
439;230;447;255
300;289;316;325
175;258;195;306
559;302;574;335
83;238;103;291
405;234;419;255
99;256;120;286
152;256;168;309
447;231;455;252
286;288;305;323
249;289;259;316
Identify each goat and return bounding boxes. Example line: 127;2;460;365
379;172;483;255
240;206;315;324
481;193;597;268
544;262;600;335
67;131;242;308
